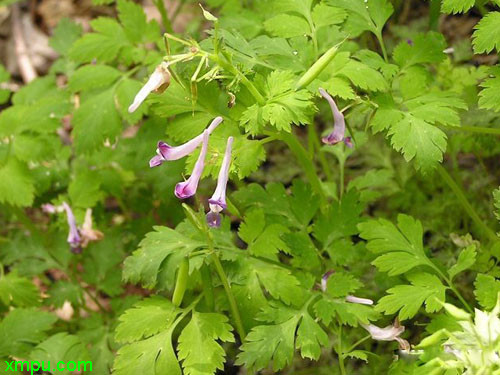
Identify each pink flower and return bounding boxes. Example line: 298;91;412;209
319;88;352;148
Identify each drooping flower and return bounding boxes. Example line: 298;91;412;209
62;202;82;253
80;208;104;248
206;136;234;228
128;64;171;113
319;88;352;147
150;117;223;168
175;130;209;199
362;319;410;351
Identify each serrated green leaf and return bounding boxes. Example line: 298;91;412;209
72;87;122;153
473;12;500;54
0;309;57;357
312;3;347;28
338;59;388;91
441;0;475;13
236;315;300;371
69;18;129;63
393;32;446;68
325;272;362;297
50;18;82;55
114;329;181;375
123;226;204;289
0;157;35;207
479;74;500;112
115;296;178;343
178;312;234;375
474;273;500;310
117;0;160;43
265;14;310;38
68;65;122;92
238;209;265;244
0;270;40;307
116;78;147;123
282;232;321;271
30;333;91;374
295;313;329;360
68;170;103;208
46;281;82;308
330;0;393;36
314;298;379;327
376;272;446;320
448;245;476;280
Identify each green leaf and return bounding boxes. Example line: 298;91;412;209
116;78;147;123
114;329;181;375
312;3;347;28
0;270;40;307
123;226;204;289
68;169;103;208
178;312;234;375
0;309;57;357
389;113;447;173
330;0;393;36
115;297;179;343
325;272;362;298
359;214;432;275
240;71;314;134
68;65;122;92
448;245;476;280
338;59;388;92
30;333;91;374
282;232;320;271
238;209;265;245
479;72;500;112
69;18;129;63
50;18;82;55
393;32;446;68
0;157;35;207
474;273;500;310
117;0;160;43
72;87;122;153
376;272;446;320
473;12;500;54
236;315;300;371
46;281;82;308
295;313;329;360
494;187;500;221
441;0;475;13
314;297;379;326
264;14;310;38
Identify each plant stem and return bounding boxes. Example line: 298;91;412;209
339;159;345;199
279;132;328;207
448;282;473;313
309;124;334;182
154;0;173;32
443;125;500;136
200;266;215;310
337;325;347;375
172;257;189;307
375;31;389;62
202;225;246;340
211;252;246;340
437;165;497;243
344;335;371;356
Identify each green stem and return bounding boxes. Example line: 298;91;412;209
172;257;189;307
200;265;215;311
337;325;347;375
339;159;345;199
279;132;328;207
443;125;500;136
343;335;371;357
154;0;173;32
437;165;497;243
211;251;246;340
448;283;473;314
375;31;389;62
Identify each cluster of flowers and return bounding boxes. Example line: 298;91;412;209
42;203;103;253
128;64;234;228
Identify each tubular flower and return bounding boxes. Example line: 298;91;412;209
128;64;171;113
206;136;234;228
319;88;352;147
62;202;82;253
150;117;223;168
175;130;209;199
362;319;410;351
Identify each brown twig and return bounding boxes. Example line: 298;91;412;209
11;3;37;83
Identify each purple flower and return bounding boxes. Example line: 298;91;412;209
319;88;352;147
150;117;223;168
175;130;209;199
345;295;374;305
321;270;335;292
128;64;171;113
206;136;234;228
62;202;82;253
